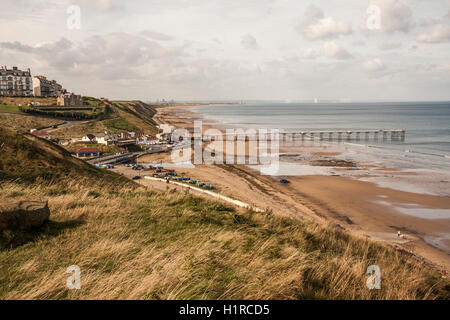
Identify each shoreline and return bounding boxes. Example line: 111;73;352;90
149;104;450;270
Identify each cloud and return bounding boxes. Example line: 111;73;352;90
282;53;299;62
301;48;318;59
379;42;402;50
304;4;324;20
75;0;123;12
296;5;352;40
240;34;259;50
352;40;366;46
140;30;173;41
417;23;450;43
0;33;182;77
363;58;386;71
323;41;352;60
0;41;34;53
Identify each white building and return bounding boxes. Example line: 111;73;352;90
96;133;118;146
81;134;96;143
158;124;174;134
0;66;32;96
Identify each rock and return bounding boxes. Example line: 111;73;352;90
0;200;50;230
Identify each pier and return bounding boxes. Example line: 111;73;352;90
199;129;406;142
280;129;406;142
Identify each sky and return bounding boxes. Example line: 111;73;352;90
0;0;449;101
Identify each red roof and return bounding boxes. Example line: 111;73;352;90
32;130;49;137
76;147;100;153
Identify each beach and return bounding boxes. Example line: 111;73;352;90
139;104;450;270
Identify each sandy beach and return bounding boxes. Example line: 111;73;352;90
135;104;450;271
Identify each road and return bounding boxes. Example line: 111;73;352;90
87;145;171;165
42;119;93;132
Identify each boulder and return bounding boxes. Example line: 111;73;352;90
0;200;50;230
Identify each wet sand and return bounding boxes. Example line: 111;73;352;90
144;104;450;270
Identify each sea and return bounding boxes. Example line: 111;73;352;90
192;101;450;172
191;101;450;252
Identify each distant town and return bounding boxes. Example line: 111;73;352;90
0;65;176;164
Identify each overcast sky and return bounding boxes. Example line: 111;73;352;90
1;0;449;101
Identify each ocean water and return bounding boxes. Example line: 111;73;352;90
192;102;450;253
193;102;450;170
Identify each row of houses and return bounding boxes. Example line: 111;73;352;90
72;131;160;146
0;66;64;97
30;128;166;147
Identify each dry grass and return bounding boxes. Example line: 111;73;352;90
51;101;158;139
0;113;64;132
0;127;448;300
50;120;112;139
0;180;448;300
111;102;158;135
0;97;57;106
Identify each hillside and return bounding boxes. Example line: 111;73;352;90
0;97;159;140
108;101;159;135
0;127;129;184
50;100;159;139
0;113;64;133
0;128;449;299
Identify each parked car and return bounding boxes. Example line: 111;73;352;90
280;179;290;184
132;176;141;180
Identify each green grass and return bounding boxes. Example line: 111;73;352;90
105;118;139;132
0;182;448;300
0;105;20;113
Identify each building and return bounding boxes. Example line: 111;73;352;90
158;124;174;134
136;135;158;145
30;129;51;140
76;147;100;158
96;133;118;146
81;134;96;143
0;66;32;97
119;132;134;139
33;75;63;97
57;92;82;106
51;80;63;96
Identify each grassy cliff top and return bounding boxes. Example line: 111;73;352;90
50;100;159;139
0;128;448;300
0;127;130;186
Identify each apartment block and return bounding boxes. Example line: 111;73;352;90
33;75;63;97
0;66;33;96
